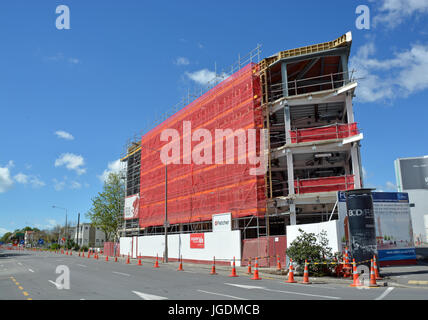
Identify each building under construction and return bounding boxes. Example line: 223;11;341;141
119;32;363;265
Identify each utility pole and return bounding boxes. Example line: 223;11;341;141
76;213;80;247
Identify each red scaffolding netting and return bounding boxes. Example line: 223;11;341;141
290;123;359;143
294;175;355;194
138;63;266;227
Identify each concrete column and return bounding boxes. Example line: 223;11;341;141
281;62;288;98
286;150;294;195
284;104;291;144
345;93;354;123
351;143;361;189
290;203;297;225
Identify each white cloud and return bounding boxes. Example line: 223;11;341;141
185;69;230;85
0;162;14;193
351;42;428;102
385;181;397;190
174;57;190;66
372;0;428;28
98;159;126;183
14;173;28;184
68;58;80;65
53;178;66;191
185;69;217;85
14;172;45;188
55;130;74;140
70;181;82;189
55;153;86;175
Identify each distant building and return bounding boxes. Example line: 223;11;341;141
395;156;428;245
24;231;34;247
72;223;106;247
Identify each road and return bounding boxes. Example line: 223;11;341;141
0;249;427;300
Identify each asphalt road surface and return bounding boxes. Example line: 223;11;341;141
1;249;427;300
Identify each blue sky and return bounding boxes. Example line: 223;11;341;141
1;0;427;235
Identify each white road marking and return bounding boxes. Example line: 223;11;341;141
375;287;394;300
112;271;130;277
224;283;340;300
48;280;62;289
224;283;264;290
132;290;168;300
28;269;34;273
17;262;22;266
77;264;87;268
197;289;247;300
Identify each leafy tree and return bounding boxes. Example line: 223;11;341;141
86;172;124;242
286;229;334;276
0;232;12;243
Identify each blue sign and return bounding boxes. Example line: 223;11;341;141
38;239;44;245
378;248;417;262
19;240;24;245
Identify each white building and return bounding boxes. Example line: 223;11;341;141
72;223;106;248
395;156;428;245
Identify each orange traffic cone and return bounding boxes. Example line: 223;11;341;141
126;254;130;264
137;258;142;266
114;256;118;262
177;255;183;271
70;251;72;256
105;255;109;262
66;250;68;255
373;255;382;280
286;259;296;283
343;247;351;278
251;257;261;280
369;259;379;287
302;260;310;284
78;251;81;257
350;259;362;287
82;251;85;258
276;255;282;271
229;256;238;277
247;257;252;275
154;254;160;268
210;256;217;275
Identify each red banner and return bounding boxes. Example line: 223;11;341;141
190;233;205;249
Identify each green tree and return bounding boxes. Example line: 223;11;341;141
86;172;124;242
286;229;334;276
0;232;12;243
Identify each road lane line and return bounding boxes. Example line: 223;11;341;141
17;262;22;266
77;264;87;268
18;286;23;290
28;269;34;273
375;287;394;300
132;290;168;300
23;291;29;296
197;289;247;300
224;283;340;300
113;271;131;277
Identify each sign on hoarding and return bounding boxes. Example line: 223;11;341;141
190;233;205;249
338;191;416;263
397;157;428;190
124;195;139;219
212;213;231;232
